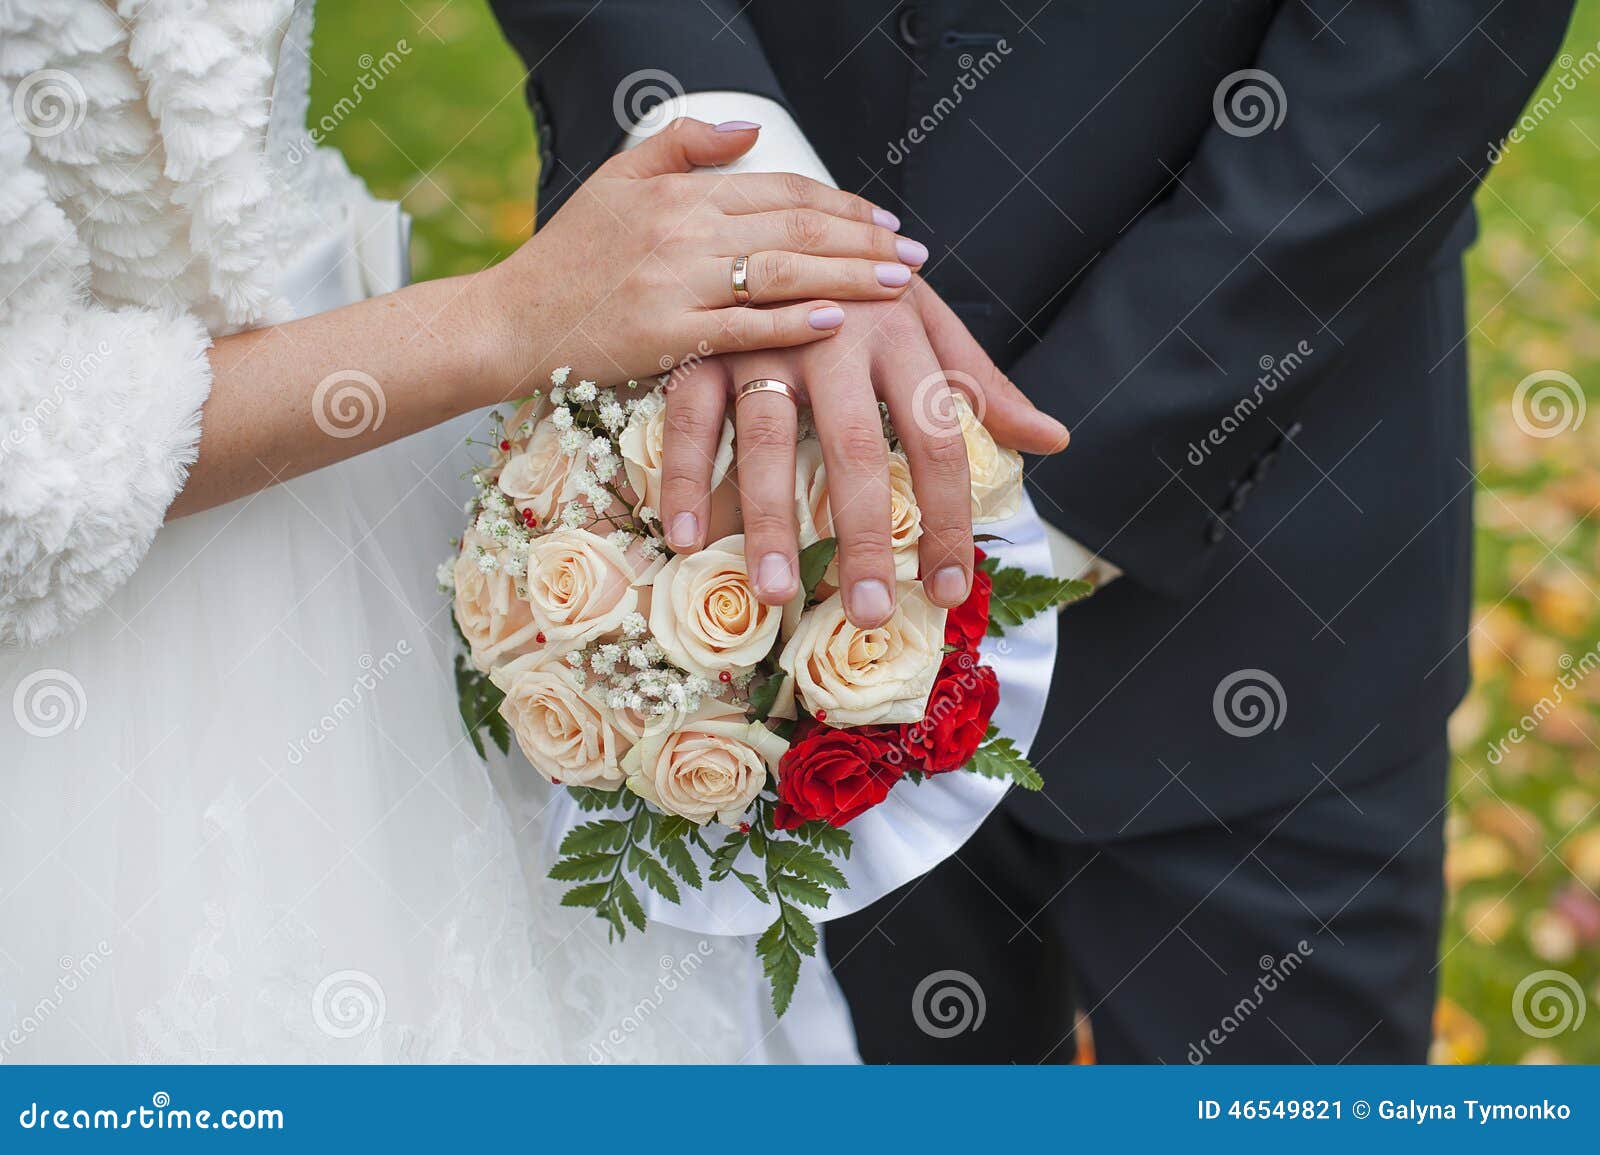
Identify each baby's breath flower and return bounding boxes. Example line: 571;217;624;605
565;651;585;668
550;406;573;431
607;529;634;552
620;611;647;638
637;506;658;524
476;552;498;573
550;367;572;387
586;436;612;460
598;401;625;431
571;379;598;403
560;504;586;528
559;428;585;453
436;561;456;591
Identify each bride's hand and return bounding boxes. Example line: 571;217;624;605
479;118;926;399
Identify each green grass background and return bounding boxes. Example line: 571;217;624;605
308;0;1600;1063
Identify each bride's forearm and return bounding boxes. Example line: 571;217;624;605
168;269;517;519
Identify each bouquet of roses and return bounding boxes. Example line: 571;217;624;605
447;368;1087;1013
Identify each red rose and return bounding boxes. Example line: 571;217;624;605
902;651;999;772
774;724;905;829
944;547;992;652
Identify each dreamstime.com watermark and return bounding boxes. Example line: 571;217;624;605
912;968;987;1038
1485;641;1600;765
1488;39;1600;164
884;41;1012;165
0;941;112;1062
1511;369;1586;439
587;941;715;1062
11;668;87;739
16;1093;283;1132
1213;69;1287;137
284;642;412;766
1212;668;1286;738
1511;969;1588;1038
1186;941;1314;1063
1186;340;1312;466
282;42;412;165
311;969;387;1040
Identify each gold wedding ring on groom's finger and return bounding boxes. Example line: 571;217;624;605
736;378;800;407
731;255;752;305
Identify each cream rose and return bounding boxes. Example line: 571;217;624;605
491;651;640;788
794;439;921;581
619;394;734;518
498;419;580;528
649;534;782;680
523;528;639;651
623;700;788;826
453;531;539;671
777;582;947;726
953;394;1024;523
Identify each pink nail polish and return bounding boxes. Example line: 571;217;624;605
895;238;929;265
713;120;762;132
872;207;902;230
875;262;912;287
808;306;845;330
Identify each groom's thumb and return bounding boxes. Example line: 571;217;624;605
609;117;759;179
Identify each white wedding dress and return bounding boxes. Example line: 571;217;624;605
0;1;837;1064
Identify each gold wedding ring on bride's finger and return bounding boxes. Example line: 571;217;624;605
736;378;800;407
731;254;752;305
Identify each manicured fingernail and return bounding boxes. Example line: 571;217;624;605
757;553;796;596
849;579;892;624
931;566;968;606
895;238;929;265
1041;414;1070;451
872;207;902;230
808;306;845;330
875;262;912;287
668;512;699;549
713;120;762;132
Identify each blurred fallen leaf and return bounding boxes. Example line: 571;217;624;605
1527;907;1580;962
1446;832;1517;888
1431;997;1487;1065
1461;895;1515;944
1561;826;1600;888
1469;799;1544;864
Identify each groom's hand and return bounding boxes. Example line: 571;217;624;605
659;281;1070;627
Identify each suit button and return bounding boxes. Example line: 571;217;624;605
1227;479;1254;511
897;5;921;47
1282;420;1304;442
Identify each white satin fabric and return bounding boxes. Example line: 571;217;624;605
0;5;807;1065
536;497;1059;935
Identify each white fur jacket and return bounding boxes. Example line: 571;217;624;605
0;0;296;648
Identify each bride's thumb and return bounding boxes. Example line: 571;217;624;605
609;117;759;179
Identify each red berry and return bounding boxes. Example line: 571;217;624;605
718;670;732;683
535;632;547;644
815;710;827;722
739;822;750;834
499;439;510;452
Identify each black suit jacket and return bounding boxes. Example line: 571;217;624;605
491;0;1573;840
